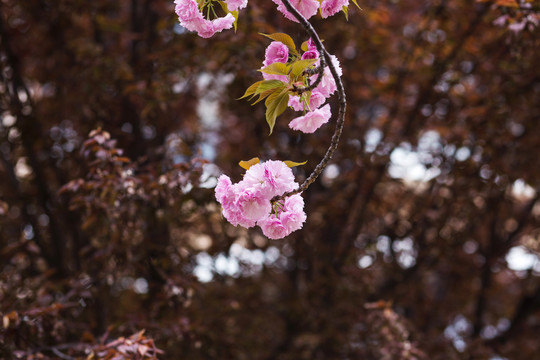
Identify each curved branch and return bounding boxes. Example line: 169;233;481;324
272;0;347;203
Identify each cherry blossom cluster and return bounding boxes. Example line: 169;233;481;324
174;0;247;38
272;0;350;22
215;160;306;239
174;0;352;38
172;0;351;238
262;38;343;133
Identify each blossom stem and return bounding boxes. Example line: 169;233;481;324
271;0;347;203
279;0;326;94
292;66;324;95
303;65;322;76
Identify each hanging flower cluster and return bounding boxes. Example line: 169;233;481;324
174;0;360;38
272;0;352;22
174;0;246;38
215;160;306;239
173;0;353;239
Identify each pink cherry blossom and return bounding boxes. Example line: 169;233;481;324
258;193;306;238
328;54;343;77
236;187;272;221
280;194;307;232
320;0;349;19
310;55;341;97
306;38;317;51
259;216;289;240
288;95;303;112
261;42;289;82
215;175;234;204
220;184;256;228
174;0;234;38
223;203;256;228
225;0;248;12
314;67;337;97
195;14;235;38
174;0;200;23
263;160;298;195
301;39;320;60
288;104;332;133
272;0;319;23
285;193;305;212
263;41;289;66
288;95;303;111
308;92;326;109
242;160;296;198
215;160;306;239
174;0;204;31
302;48;319;60
288;91;326;112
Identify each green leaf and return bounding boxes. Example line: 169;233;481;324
264;87;283;107
240;80;286;104
239;81;263;99
283;160;307;168
259;62;291;76
232;10;239;32
260;33;298;57
255;80;285;94
290;59;317;78
252;82;287;104
252;88;277;105
239;157;260;170
301;41;309;52
265;89;289;134
342;5;348;21
350;0;362;9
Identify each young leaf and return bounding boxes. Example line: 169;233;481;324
255;80;285;94
232;10;239;32
260;33;298;57
264;87;283;107
284;160;307;168
342;6;349;21
239;81;264;100
290;59;317;77
259;62;291;76
217;1;228;12
265;89;290;134
350;0;362;9
252;81;287;104
252;88;278;105
239;157;260;170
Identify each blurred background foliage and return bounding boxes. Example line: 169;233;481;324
0;0;539;359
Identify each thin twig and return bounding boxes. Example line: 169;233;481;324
292;64;324;94
272;0;346;203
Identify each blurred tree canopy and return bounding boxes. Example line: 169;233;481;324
0;0;539;359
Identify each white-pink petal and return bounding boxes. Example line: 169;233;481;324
288;104;332;133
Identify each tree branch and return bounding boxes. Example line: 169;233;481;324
271;0;346;203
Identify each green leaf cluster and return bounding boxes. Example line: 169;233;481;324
240;33;321;134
